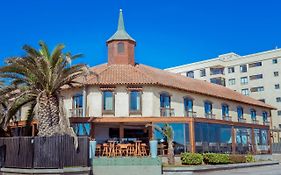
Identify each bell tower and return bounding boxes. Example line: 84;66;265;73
107;9;136;65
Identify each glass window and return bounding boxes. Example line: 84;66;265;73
154;123;189;154
278;110;281;116
237;106;244;119
275;84;280;89
241;88;249;96
240;77;248;85
160;92;171;108
210;67;224;75
222;104;229;117
228;78;235;85
73;123;90;136
228;67;235;73
200;69;206;77
210;77;226;86
249;62;262;68
249;74;263;80
250;86;264;92
103;91;114;111
184;97;193;112
262;111;268;122
250;109;257;121
276;97;281;102
274;71;279;77
130;91;141;113
273;58;278;64
117;42;124;53
195;123;232;153
73;94;83;108
186;71;194;78
240;64;247;72
204;101;213;117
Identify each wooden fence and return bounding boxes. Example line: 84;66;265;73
0;135;89;168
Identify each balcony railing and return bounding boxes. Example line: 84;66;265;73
238;117;246;123
70;108;83;117
205;113;216;119
263;120;270;126
184;111;197;118
160;107;175;117
222;115;232;121
252;119;259;124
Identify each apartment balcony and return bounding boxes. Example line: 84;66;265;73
252;119;259;124
210;67;225;76
160;107;175;117
238;118;246;123
184;111;197;118
70;108;83;117
205;113;215;119
222;115;232;121
263;120;270;126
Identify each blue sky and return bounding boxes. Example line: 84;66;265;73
0;0;281;69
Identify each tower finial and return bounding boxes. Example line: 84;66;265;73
117;9;125;31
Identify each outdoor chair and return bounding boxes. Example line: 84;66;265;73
102;143;110;157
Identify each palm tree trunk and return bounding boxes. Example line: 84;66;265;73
37;92;61;136
167;140;175;165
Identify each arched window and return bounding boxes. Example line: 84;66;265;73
262;111;268;123
204;101;213;118
250;109;257;122
72;93;83;117
117;42;124;53
184;97;193;117
103;91;114;113
222;103;229;119
237;106;244;121
130;90;141;113
160;92;172;116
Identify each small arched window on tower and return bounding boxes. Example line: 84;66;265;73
117;42;125;53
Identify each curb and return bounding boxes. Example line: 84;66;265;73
163;161;279;173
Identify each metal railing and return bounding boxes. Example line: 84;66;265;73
160;108;175;117
252;119;259;124
205;113;216;119
238;117;246;123
222;115;232;121
69;108;83;117
184;111;197;118
263;120;270;126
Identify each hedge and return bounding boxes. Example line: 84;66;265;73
203;153;230;164
181;153;203;165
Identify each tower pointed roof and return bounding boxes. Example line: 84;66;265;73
107;9;135;43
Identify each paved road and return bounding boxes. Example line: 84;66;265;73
196;164;281;175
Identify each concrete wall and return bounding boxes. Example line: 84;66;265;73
61;84;270;126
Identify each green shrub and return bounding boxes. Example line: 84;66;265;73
246;154;255;163
229;154;246;163
181;152;203;165
203;153;230;164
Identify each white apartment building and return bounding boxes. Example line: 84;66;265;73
166;49;281;142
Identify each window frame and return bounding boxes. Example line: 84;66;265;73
228;78;236;85
204;100;213;116
240;76;248;85
272;58;278;64
117;42;125;53
129;90;142;114
228;66;235;73
237;106;244;120
250;109;257;121
240;64;248;73
186;71;194;78
102;90;115;115
241;88;249;96
72;93;83;109
274;71;279;77
183;96;194;112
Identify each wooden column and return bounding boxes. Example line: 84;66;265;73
189;118;195;153
148;122;154;140
231;126;236;154
90;123;95;139
251;127;256;154
32;124;35;137
119;123;124;138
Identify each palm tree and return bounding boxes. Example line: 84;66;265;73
146;123;175;165
0;41;87;137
